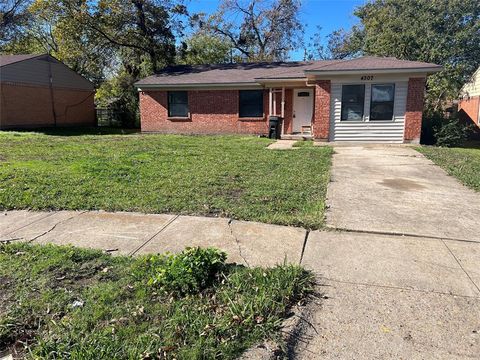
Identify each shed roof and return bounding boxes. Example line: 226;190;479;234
136;56;442;87
0;53;94;90
0;54;44;67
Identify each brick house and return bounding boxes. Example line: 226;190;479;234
136;56;441;143
459;67;480;126
0;54;95;129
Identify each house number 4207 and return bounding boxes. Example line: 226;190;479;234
361;75;374;80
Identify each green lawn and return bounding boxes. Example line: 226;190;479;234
0;243;313;359
417;145;480;191
0;129;332;229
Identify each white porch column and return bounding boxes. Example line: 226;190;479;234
273;90;277;116
269;88;273;116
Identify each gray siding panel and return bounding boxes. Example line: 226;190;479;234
330;81;407;143
0;55;93;90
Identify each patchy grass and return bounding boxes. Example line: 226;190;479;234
0;243;314;359
417;145;480;191
0;130;332;229
292;140;314;148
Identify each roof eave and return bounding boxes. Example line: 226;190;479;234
304;67;443;76
254;77;306;82
135;82;263;90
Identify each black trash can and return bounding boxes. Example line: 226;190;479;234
269;116;283;139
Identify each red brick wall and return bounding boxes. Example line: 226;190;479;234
459;96;480;125
139;89;270;135
0;82;95;129
404;77;426;143
313;80;331;140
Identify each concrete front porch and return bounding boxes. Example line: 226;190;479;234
266;86;316;138
280;133;313;140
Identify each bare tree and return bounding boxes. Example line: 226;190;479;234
198;0;303;61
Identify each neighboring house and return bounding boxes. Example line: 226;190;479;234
459;67;480;126
136;56;441;143
0;54;95;129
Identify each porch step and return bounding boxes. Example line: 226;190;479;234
281;134;313;140
301;125;312;135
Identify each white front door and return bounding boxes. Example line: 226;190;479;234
293;89;314;133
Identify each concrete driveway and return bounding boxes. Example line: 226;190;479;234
293;145;480;359
1;145;479;359
326;145;480;242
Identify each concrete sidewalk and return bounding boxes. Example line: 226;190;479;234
297;231;480;359
1;208;479;358
0;210;306;267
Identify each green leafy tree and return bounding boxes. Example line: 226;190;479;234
178;33;232;65
69;0;187;125
0;0;32;45
1;0;112;85
330;0;480;111
67;0;186;74
1;0;187;126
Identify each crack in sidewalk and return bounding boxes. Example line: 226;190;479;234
2;211;56;239
129;215;179;256
318;276;480;299
28;211;87;243
325;225;479;244
299;230;310;265
441;239;480;294
227;219;250;267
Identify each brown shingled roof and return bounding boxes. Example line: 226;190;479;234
0;54;44;67
135;56;442;87
135;61;328;86
304;56;442;72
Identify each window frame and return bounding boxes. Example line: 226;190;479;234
239;90;264;118
340;84;366;122
369;83;396;121
167;91;189;118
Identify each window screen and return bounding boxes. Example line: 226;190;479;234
370;84;395;120
239;90;264;118
341;85;365;121
168;91;189;117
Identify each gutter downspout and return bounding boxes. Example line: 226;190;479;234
47;57;57;126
